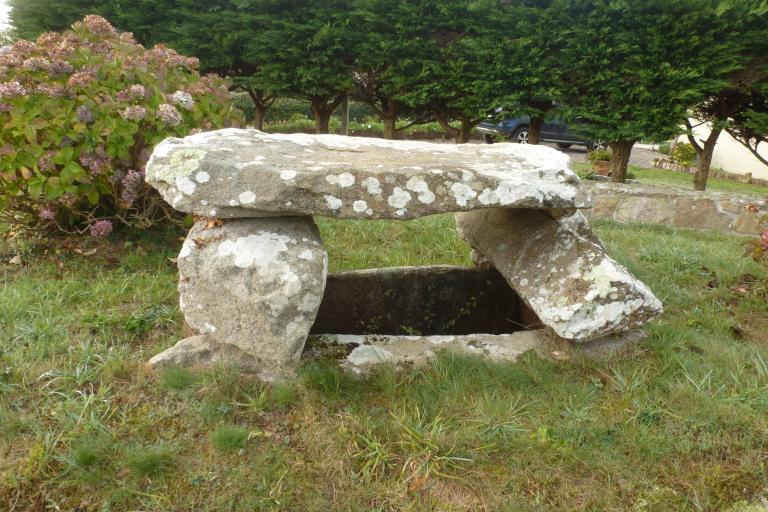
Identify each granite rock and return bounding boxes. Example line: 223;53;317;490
456;208;662;341
145;129;591;219
149;216;327;379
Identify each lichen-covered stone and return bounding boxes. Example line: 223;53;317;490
456;208;662;341
145;129;591;219
149;216;327;379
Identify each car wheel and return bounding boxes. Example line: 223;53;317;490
556;143;572;149
588;139;607;151
483;134;494;144
511;126;529;144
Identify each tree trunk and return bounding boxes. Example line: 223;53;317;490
253;105;265;131
456;119;473;144
245;88;272;131
608;140;635;183
528;116;544;145
382;101;399;139
692;128;721;191
310;95;345;134
433;110;460;141
312;104;332;134
383;116;397;139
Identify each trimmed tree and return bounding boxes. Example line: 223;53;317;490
499;0;572;144
685;2;768;190
389;0;522;143
350;0;434;139
256;0;355;133
563;0;728;182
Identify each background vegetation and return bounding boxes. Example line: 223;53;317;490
7;0;768;187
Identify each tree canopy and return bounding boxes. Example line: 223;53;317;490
9;0;768;179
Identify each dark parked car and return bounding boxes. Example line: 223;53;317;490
477;115;607;151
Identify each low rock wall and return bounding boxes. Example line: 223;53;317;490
583;182;764;235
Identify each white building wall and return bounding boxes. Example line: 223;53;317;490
677;119;768;180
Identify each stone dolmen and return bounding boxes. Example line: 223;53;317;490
146;129;662;380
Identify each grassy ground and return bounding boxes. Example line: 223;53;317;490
572;161;768;196
2;216;768;511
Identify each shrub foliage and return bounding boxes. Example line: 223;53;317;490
0;16;241;236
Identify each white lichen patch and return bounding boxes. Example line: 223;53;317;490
585;259;619;299
405;176;436;204
281;271;302;297
352;200;368;213
179;239;195;258
175;176;196;195
151;148;207;181
298;292;321;313
347;345;395;366
280;170;297;180
216;232;292;269
387;187;411;208
239;191;256;204
450;182;477;206
195;171;210;183
325;195;343;210
364;177;382;195
337;173;356;188
298;249;314;260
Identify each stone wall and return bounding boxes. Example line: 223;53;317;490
653;157;768;187
583;182;764;235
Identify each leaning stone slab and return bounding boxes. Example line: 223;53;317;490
145;129;591;219
456;209;663;341
149;216;327;380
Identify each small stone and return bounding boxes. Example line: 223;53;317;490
8;255;21;265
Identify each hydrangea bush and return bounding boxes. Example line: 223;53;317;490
0;16;242;237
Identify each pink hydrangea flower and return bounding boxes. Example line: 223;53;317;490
37;83;66;97
67;71;93;89
157;103;182;126
0;81;27;98
121;105;147;121
11;40;37;55
120;170;144;206
170;90;194;110
82;15;117;36
48;61;74;75
89;219;113;238
39;207;56;221
22;57;51;72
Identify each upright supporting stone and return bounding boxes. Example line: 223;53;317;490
149;217;327;380
456;208;662;341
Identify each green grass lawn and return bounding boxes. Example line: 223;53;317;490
2;216;768;511
571;161;768;196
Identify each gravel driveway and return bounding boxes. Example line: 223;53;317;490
541;142;660;168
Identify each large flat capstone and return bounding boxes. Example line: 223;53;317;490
145;129;591;219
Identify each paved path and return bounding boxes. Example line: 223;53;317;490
543;142;659;168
